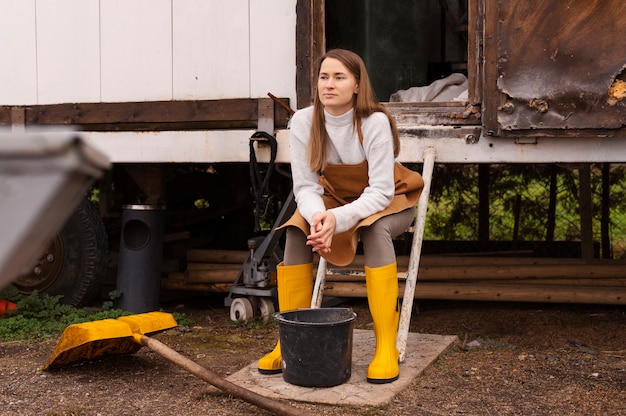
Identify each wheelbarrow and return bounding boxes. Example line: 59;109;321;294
44;311;311;416
0;130;109;290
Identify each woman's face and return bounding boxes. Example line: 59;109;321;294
318;57;359;116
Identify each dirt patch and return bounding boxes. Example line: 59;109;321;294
1;294;625;415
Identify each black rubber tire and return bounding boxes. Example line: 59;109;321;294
13;199;108;306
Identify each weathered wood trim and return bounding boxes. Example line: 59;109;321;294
295;0;312;109
0;98;292;131
481;0;500;136
467;0;483;107
385;102;481;127
295;0;324;109
493;128;626;139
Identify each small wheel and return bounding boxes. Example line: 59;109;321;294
257;298;275;323
230;297;254;322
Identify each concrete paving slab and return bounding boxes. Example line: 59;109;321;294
226;330;457;407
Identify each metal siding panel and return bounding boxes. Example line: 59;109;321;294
249;0;297;109
100;0;172;102
36;0;101;104
495;0;626;132
172;0;250;100
0;0;37;105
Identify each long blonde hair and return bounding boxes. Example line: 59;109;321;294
308;49;400;172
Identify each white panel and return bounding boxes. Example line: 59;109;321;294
36;0;100;104
82;128;626;164
101;0;172;102
250;0;297;110
173;0;250;99
0;0;37;105
84;130;258;163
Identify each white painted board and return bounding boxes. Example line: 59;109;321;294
173;0;250;100
36;0;101;104
1;0;298;106
0;0;37;105
84;130;259;163
100;0;172;102
81;128;626;164
250;0;297;109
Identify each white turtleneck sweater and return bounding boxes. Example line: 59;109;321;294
289;106;396;234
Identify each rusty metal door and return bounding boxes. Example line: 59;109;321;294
480;0;626;138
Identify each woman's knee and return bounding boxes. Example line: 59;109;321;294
365;208;415;239
361;208;415;267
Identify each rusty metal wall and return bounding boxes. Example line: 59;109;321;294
495;0;626;132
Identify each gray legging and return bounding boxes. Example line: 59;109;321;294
283;207;416;268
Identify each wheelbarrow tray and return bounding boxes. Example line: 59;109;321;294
0;130;110;290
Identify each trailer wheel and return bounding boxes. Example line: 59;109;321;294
13;199;108;306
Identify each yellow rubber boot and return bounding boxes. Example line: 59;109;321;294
257;262;313;374
365;262;400;384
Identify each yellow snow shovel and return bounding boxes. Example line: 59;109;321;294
43;311;178;370
44;311;309;416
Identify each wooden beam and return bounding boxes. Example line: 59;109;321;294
181;261;626;283
186;249;626;268
176;250;626;305
323;281;626;305
451;278;626;287
0;98;292;130
467;0;483;105
161;277;626;305
480;0;500;136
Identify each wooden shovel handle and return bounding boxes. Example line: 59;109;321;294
139;335;312;416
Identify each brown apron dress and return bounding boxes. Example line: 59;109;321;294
280;123;424;266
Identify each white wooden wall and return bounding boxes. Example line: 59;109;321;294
0;0;297;106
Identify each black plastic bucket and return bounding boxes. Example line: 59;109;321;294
275;307;356;387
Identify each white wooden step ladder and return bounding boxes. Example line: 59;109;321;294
310;147;436;362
